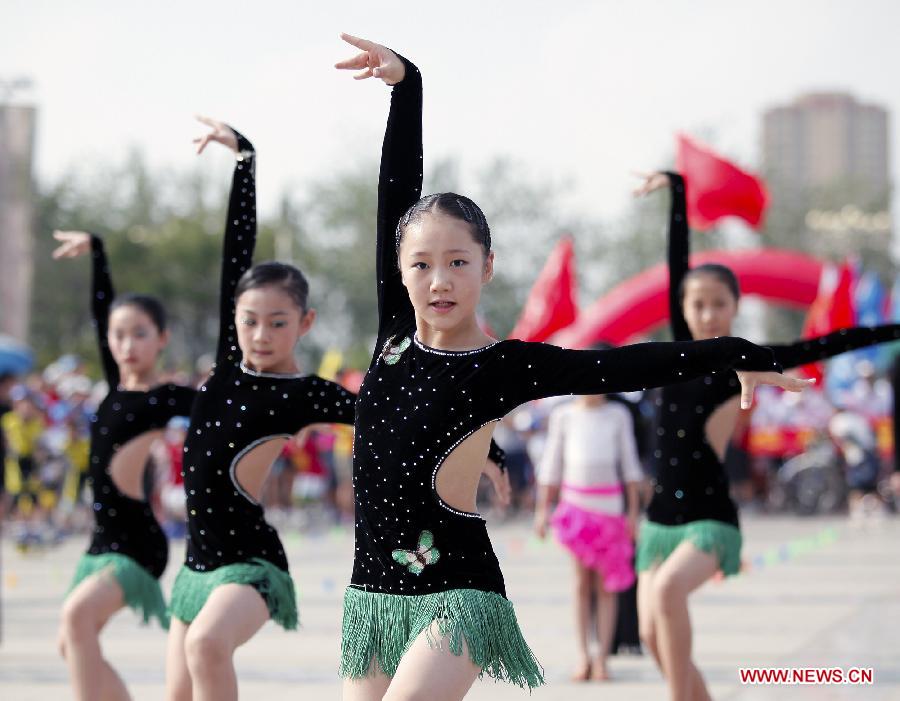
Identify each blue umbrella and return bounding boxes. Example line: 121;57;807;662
0;334;34;376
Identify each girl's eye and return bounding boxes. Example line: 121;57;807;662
450;259;468;268
272;321;287;328
412;262;428;270
241;318;255;326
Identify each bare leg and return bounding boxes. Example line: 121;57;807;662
383;622;482;701
571;557;593;680
341;661;392;701
592;571;618;681
637;568;663;671
652;542;718;701
58;573;130;701
183;584;269;701
165;617;192;701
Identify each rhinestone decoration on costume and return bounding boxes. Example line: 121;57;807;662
84;236;196;578
179;130;356;579
348;58;783;601
647;172;900;530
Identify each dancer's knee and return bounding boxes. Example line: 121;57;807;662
184;628;230;678
60;596;98;642
652;572;688;616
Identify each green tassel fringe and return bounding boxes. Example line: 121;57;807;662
68;552;169;629
168;558;298;630
340;586;544;690
637;519;743;576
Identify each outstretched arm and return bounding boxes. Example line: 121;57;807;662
771;325;900;370
501;337;811;412
337;34;422;345
53;230;119;387
193;116;257;365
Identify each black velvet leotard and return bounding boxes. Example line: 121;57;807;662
348;60;784;602
179;131;357;579
84;236;195;578
647;172;900;529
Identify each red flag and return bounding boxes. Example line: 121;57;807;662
675;133;770;230
799;261;855;381
508;235;577;342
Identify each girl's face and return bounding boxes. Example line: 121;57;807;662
107;305;168;378
398;211;494;333
235;286;315;374
681;273;739;340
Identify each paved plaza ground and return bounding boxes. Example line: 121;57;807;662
2;513;898;700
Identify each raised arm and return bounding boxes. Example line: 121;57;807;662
770;325;900;370
53;231;119;386
193;116;257;365
336;34;422;342
635;170;692;340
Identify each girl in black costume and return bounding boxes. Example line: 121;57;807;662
633;170;900;701
336;35;809;700
53;230;196;701
162;118;358;701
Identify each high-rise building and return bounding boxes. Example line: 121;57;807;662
762;92;889;198
0;102;37;343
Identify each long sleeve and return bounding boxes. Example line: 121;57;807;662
90;235;119;387
615;406;644;483
665;172;693;342
771;325;900;370
498;336;780;411
537;406;566;486
215;129;257;365
375;54;423;345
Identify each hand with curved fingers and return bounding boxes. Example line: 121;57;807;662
632;171;671;198
483;457;512;508
735;370;813;410
335;32;405;85
193;115;238;155
52;230;92;260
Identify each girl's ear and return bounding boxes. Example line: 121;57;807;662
158;329;171;349
482;251;495;284
299;307;317;336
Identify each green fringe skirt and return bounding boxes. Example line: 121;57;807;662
636;519;743;576
168;558;298;630
68;552;169;628
340;586;544;689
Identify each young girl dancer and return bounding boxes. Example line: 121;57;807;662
164;118;357;701
52;230;196;701
534;392;643;682
335;34;808;700
634;170;900;701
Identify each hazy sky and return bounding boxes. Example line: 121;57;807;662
3;0;898;227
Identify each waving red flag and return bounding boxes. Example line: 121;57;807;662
509;235;577;342
799;260;855;382
676;134;770;230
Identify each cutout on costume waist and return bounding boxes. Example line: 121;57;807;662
704;396;741;462
229;435;291;505
109;430;162;500
432;421;498;519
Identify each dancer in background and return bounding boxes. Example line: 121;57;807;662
52;229;196;701
634;170;900;701
163;118;358;701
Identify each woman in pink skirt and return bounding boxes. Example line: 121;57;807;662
534;393;644;681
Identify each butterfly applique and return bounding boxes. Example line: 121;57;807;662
381;335;411;365
392;530;440;575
